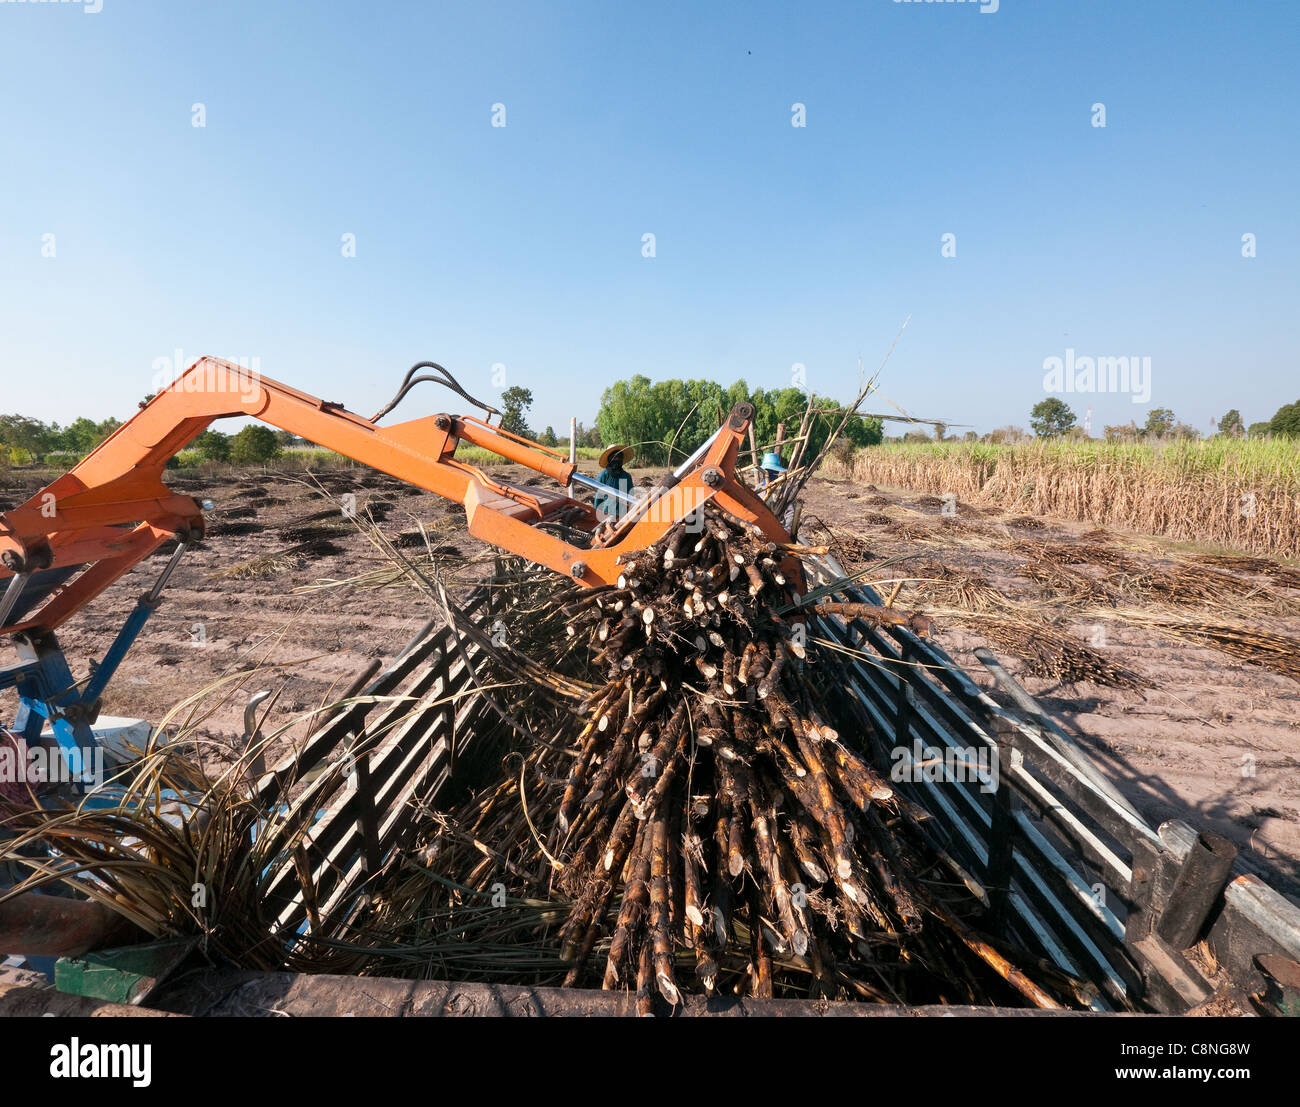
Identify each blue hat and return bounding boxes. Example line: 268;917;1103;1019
761;451;787;473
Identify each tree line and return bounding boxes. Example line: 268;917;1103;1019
0;414;123;466
593;377;882;466
0;413;293;467
1016;397;1300;443
11;386;1292;471
489;379;884;465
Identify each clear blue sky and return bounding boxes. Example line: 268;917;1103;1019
1;0;1296;437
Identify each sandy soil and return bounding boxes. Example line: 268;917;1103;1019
2;461;1297;901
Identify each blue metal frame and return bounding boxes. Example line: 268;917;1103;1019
1;540;187;794
0;606;154;788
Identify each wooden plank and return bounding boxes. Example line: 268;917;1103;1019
155;971;1116;1018
256;620;445;802
282;641;503;928
263;653;455;924
985;715;1019;930
267;665;449;892
353;747;380;878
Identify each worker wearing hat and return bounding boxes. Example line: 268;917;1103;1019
594;444;635;520
757;451;787;488
757;451;797;534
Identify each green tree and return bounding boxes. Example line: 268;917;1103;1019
40;416;120;457
1142;408;1176;438
0;414;54;463
815;403;883;452
229;425;281;464
595;377;881;467
499;386;534;438
55;417;105;454
597;376;727;466
1247;421;1272;439
1217;409;1245;438
1267;400;1300;438
1029;398;1076;438
194;430;232;462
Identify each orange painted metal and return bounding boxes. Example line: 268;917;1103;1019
0;357;796;637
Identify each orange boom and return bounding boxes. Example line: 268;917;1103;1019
0;358;797;634
0;359;798;774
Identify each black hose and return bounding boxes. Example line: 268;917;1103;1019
370;361;502;423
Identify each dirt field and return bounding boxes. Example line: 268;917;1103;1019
2;462;1298;901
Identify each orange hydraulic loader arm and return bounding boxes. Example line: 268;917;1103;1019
0;357;797;637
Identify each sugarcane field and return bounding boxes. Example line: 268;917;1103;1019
2;0;1297;1086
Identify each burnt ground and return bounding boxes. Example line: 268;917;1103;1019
2;462;1299;899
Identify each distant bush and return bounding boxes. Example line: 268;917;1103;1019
229;425;282;465
193;430;232;462
42;452;83;470
828;439;857;468
275;448;355;469
454;444;603;467
987;425;1030;444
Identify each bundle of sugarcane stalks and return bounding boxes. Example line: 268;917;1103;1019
387;503;1094;1012
1;501;1097;1012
